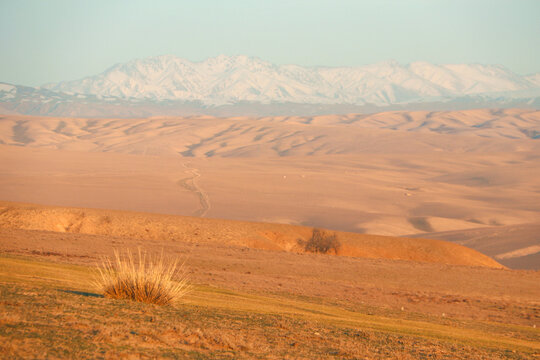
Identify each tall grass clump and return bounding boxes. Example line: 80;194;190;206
95;248;190;305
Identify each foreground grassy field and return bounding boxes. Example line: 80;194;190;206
0;254;538;359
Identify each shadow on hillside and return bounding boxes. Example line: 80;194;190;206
59;289;104;298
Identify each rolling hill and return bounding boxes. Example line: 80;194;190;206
0;201;503;268
0;108;539;269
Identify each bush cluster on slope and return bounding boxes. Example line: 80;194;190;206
304;228;341;254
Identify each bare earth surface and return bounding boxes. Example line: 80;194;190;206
0;220;537;324
411;224;540;270
0;223;539;358
0;109;539;268
0;201;502;268
0;108;539;358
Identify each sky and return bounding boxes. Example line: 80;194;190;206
1;0;539;86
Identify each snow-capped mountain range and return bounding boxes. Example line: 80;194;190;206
1;55;539;117
42;55;540;106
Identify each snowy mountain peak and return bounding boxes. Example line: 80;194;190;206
41;55;540;106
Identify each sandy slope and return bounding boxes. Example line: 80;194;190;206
0;225;538;332
1;240;539;358
0;201;502;268
1;145;538;237
412;224;540;270
0;109;538;268
1;109;539;157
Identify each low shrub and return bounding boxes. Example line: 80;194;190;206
95;248;190;305
304;228;341;254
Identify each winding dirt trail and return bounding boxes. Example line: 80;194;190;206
177;162;211;217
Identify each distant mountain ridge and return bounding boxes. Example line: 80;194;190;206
42;55;540;106
1;55;539;117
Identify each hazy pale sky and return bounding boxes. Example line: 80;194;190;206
1;0;539;86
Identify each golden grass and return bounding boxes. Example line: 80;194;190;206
94;249;190;305
0;254;538;355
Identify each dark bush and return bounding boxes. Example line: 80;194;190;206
304;228;341;254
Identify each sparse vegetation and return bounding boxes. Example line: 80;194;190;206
95;248;190;305
304;228;341;254
1;255;538;359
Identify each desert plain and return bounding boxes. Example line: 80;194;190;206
0;108;539;358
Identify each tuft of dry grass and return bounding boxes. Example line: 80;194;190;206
94;248;190;305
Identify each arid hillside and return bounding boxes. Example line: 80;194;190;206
1;109;539;157
0;201;502;268
1;218;539;358
0;109;539;358
412;224;540;270
0;109;539;268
